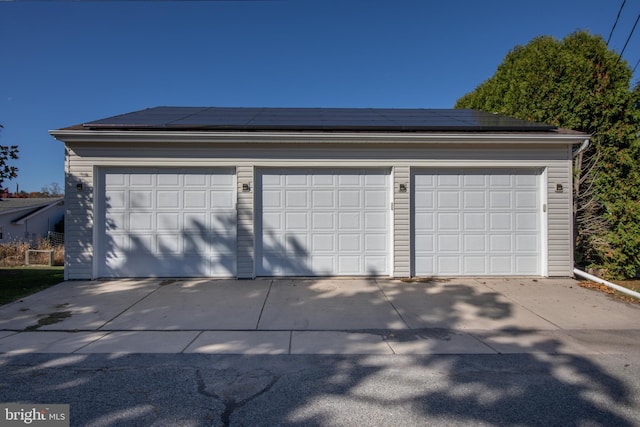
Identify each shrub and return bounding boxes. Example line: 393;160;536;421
0;239;64;267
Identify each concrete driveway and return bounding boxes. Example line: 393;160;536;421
1;277;639;355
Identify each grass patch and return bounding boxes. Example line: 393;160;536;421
0;266;64;305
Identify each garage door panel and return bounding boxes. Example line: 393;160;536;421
414;213;434;231
157;174;179;186
438;257;460;274
286;190;308;208
490;213;511;230
490;256;513;274
415;235;434;251
131;174;153;186
338;212;360;229
285;212;308;229
263;191;282;208
416;257;435;274
312;191;334;208
365;212;386;229
339;234;360;251
106;190;126;208
129;234;154;253
158;191;180;208
285;174;308;186
210;212;235;231
438;191;460;209
415;191;434;209
438;235;460;252
130;191;153;209
338;174;361;186
516;235;538;252
312;212;335;229
157;213;180;231
464;174;486;186
438;175;459;187
184;174;206;187
490;175;511;186
516;174;537;186
157;234;181;254
516;213;538;230
463;212;485;230
100;168;236;278
365;234;386;251
257;168;390;276
184;191;207;208
211;190;234;208
464;235;486;252
516;256;539;274
263;212;282;229
312;174;334;185
285;233;309;253
365;256;387;275
130;213;152;231
339;191;361;207
312;234;335;251
414;169;541;276
438;213;460;230
516;192;537;208
490;192;512;208
312;256;334;273
365;190;387;207
184;213;206;230
464;256;486;274
463;191;485;209
490;235;512;252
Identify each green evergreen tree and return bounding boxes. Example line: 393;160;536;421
0;125;19;193
456;31;640;278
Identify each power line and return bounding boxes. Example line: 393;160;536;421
608;0;627;46
619;12;640;58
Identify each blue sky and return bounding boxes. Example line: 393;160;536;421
1;0;639;193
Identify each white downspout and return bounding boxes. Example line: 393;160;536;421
574;268;640;300
572;138;590;158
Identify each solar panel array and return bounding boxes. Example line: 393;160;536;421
82;106;557;132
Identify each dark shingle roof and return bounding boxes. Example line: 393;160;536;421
77;107;558;132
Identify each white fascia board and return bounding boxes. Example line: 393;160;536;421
50;129;589;145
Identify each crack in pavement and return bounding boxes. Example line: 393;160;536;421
196;368;280;427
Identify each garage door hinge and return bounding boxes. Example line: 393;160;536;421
391;202;394;211
543;204;547;212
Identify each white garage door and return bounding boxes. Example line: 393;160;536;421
256;169;390;276
99;168;236;278
413;169;542;276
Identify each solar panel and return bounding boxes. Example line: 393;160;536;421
82;106;558;132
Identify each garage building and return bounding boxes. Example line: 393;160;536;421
50;107;588;280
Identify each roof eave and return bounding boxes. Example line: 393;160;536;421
50;129;590;145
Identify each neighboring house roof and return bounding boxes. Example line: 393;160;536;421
65;106;563;133
0;198;64;224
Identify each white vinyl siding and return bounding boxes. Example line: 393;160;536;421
393;165;410;277
546;160;574;276
236;165;255;278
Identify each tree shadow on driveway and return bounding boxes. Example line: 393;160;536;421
0;277;638;426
